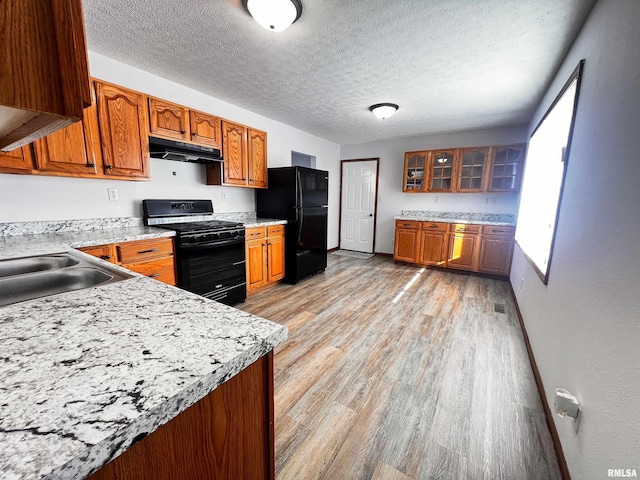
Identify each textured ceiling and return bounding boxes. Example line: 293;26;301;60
83;0;596;145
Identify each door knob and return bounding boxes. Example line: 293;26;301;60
369;214;373;217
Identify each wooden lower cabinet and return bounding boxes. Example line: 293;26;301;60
78;237;176;286
88;352;275;480
393;221;515;276
246;226;285;293
447;232;479;271
393;220;421;263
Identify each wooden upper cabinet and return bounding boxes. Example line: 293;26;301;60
429;150;457;192
0;0;90;151
248;128;268;189
457;147;489;192
190;111;221;147
0;146;34;172
149;98;189;141
222;120;248;186
403;151;428;192
489;144;526;192
95;81;150;178
32;102;100;175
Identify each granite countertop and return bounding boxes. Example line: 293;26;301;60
395;210;516;227
0;226;288;479
243;218;287;228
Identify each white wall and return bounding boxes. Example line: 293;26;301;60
510;1;640;478
340;126;527;254
0;52;342;248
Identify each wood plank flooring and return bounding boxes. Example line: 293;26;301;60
240;254;561;480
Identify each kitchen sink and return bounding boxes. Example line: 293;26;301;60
0;252;132;307
0;255;80;278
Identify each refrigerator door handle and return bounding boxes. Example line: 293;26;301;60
297;169;303;208
298;210;304;244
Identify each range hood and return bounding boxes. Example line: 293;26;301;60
149;136;223;164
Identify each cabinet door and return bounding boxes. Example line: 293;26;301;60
0;146;34;171
123;257;177;286
248;128;268;189
447;233;479;271
457;147;489;192
394;229;419;263
419;231;447;266
149;98;189;141
478;236;514;275
32;108;98;175
489;144;526;192
403;151;427;192
246;238;268;291
222;120;247;186
429;149;457;192
190;110;221;147
267;233;285;282
95;81;149;178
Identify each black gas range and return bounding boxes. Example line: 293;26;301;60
143;200;246;306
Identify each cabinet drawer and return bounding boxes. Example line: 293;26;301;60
395;220;420;230
482;225;516;236
420;222;448;232
246;227;267;240
117;238;174;263
123;257;176;286
267;225;285;237
449;223;481;234
77;244;116;263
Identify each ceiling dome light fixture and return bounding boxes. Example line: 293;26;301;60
243;0;303;32
369;103;399;120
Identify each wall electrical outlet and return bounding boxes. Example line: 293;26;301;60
221;192;227;201
434;196;440;204
486;197;497;205
107;188;118;201
520;278;525;291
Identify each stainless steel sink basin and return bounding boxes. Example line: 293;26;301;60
0;252;132;307
0;255;80;278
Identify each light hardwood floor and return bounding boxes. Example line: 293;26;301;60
240;254;561;480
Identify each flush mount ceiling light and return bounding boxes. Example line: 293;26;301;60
243;0;303;32
369;103;399;120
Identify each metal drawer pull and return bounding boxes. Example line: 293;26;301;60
251;232;262;236
100;255;111;260
428;225;439;229
138;248;159;254
149;273;161;278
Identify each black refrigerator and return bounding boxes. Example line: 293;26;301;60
256;166;329;284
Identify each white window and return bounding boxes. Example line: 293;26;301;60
515;61;584;283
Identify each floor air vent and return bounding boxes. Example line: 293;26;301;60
494;303;506;314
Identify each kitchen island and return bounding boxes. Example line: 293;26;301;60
0;224;287;479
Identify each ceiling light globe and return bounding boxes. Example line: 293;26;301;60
369;103;399;120
246;0;299;32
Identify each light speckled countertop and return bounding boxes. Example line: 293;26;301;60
395;210;516;227
0;225;287;479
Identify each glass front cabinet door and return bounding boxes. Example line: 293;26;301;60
489;144;526;192
429;150;457;192
403;151;428;192
458;147;489;192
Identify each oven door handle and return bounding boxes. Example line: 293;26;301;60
179;238;245;250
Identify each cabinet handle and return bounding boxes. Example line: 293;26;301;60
149;273;161;278
105;165;113;169
181;130;186;134
86;163;96;168
242;177;246;181
138;248;159;254
428;225;439;229
100;255;111;260
250;232;261;236
249;179;253;183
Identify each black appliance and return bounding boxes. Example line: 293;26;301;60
256;166;328;284
143;199;246;306
149;136;223;164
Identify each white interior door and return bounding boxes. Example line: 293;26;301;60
340;160;378;253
